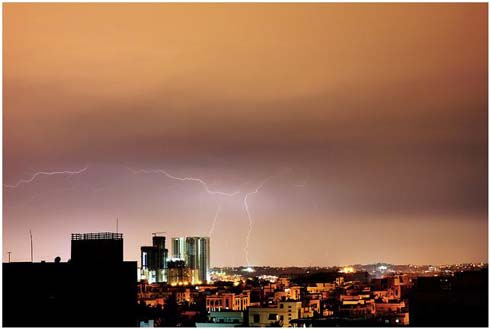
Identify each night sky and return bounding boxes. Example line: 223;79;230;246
3;3;488;266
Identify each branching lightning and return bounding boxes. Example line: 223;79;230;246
5;163;303;267
125;166;242;240
243;176;273;267
243;169;292;267
127;166;296;267
4;166;89;189
208;199;223;236
124;166;240;197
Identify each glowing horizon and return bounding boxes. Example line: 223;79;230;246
3;3;488;267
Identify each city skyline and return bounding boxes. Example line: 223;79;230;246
3;3;488;267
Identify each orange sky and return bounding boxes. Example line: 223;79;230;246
3;3;488;266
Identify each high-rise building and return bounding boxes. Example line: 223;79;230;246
140;234;168;283
172;237;186;260
152;235;167;270
167;259;193;285
171;236;210;284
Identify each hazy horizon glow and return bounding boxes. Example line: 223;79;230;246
3;3;488;267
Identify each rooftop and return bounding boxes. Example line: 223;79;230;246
71;232;123;241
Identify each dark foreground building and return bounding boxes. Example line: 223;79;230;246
3;232;137;327
409;269;488;327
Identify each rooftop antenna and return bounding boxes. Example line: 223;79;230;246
7;251;12;263
29;230;33;262
116;217;119;233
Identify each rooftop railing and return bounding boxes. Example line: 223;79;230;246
71;232;123;241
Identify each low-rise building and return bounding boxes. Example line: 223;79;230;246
248;301;303;327
375;298;409;325
306;282;336;294
196;311;244;327
338;297;375;319
276;277;291;289
206;291;250;312
274;286;302;302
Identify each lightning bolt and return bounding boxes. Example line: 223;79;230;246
208;198;223;236
243;169;292;267
127;166;294;267
5;164;303;267
4;166;89;189
124;166;240;197
125;166;242;242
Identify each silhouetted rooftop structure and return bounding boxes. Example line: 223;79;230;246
71;231;123;264
3;232;137;327
71;232;123;240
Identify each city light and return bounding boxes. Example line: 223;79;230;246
340;266;355;273
242;267;255;273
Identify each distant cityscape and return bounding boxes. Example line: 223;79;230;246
3;231;488;327
139;234;210;285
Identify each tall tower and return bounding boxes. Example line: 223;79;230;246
172;236;210;284
152;235;168;282
140;234;168;283
172;237;186;261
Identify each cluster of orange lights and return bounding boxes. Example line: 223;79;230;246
341;266;355;273
170;281;202;287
